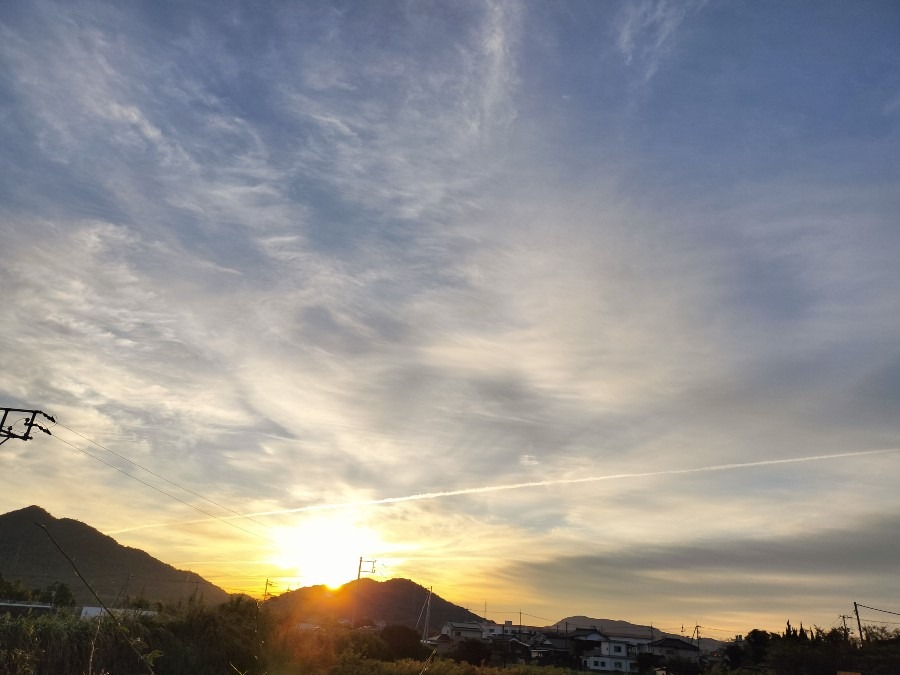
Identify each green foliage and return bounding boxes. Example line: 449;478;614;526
35;581;76;606
154;595;267;674
15;600;897;675
379;624;430;660
722;622;900;675
0;573;76;607
0;597;268;675
0;611;151;675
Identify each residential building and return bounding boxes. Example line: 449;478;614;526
648;636;700;662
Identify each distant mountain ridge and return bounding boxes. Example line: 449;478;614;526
0;505;229;606
551;615;722;651
266;580;722;649
549;614;664;638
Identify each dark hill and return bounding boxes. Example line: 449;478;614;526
266;577;482;634
552;615;722;651
549;615;664;639
0;505;229;607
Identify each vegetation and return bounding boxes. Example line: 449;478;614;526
0;574;76;607
3;598;900;675
0;599;568;675
712;621;900;675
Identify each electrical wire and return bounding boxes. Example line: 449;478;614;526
50;433;273;544
37;523;156;675
856;603;900;617
51;419;270;530
860;618;900;626
695;625;738;635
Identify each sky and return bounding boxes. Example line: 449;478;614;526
1;0;899;638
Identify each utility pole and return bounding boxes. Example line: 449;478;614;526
119;572;133;607
839;614;852;641
695;625;702;667
422;587;432;642
0;408;54;445
854;602;865;644
351;557;376;628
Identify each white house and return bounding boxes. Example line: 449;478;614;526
580;632;652;672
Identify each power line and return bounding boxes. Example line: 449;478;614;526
36;523;156;675
856;603;900;618
50;433;273;544
52;420;270;530
695;625;738;635
3;407;275;542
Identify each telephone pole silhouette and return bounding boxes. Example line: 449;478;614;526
351;557;376;628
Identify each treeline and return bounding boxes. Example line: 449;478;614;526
0;573;75;606
712;620;900;675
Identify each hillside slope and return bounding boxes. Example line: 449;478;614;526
0;505;229;607
266;577;482;634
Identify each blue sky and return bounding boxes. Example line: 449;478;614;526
2;0;900;635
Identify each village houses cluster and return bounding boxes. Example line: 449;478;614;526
427;619;705;672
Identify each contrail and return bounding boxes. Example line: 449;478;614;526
107;447;898;534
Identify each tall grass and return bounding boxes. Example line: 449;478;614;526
1;604;575;675
0;611;153;675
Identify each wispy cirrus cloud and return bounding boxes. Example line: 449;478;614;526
615;0;707;83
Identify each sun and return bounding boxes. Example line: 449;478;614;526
268;514;385;589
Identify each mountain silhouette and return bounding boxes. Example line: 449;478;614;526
266;577;482;633
0;506;724;649
0;505;229;606
551;615;722;650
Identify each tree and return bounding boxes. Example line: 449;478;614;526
636;651;663;674
36;581;75;606
379;624;429;660
744;628;772;665
340;629;391;661
453;638;491;666
723;642;744;670
0;573;32;602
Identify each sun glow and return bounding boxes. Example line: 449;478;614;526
268;514;385;589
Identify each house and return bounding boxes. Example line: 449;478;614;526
483;619;514;636
576;631;653;672
528;632;574;667
435;618;699;672
582;649;637;673
581;638;640;672
423;632;455;655
440;621;487;644
438;619;541;643
648;637;700;662
485;634;532;665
